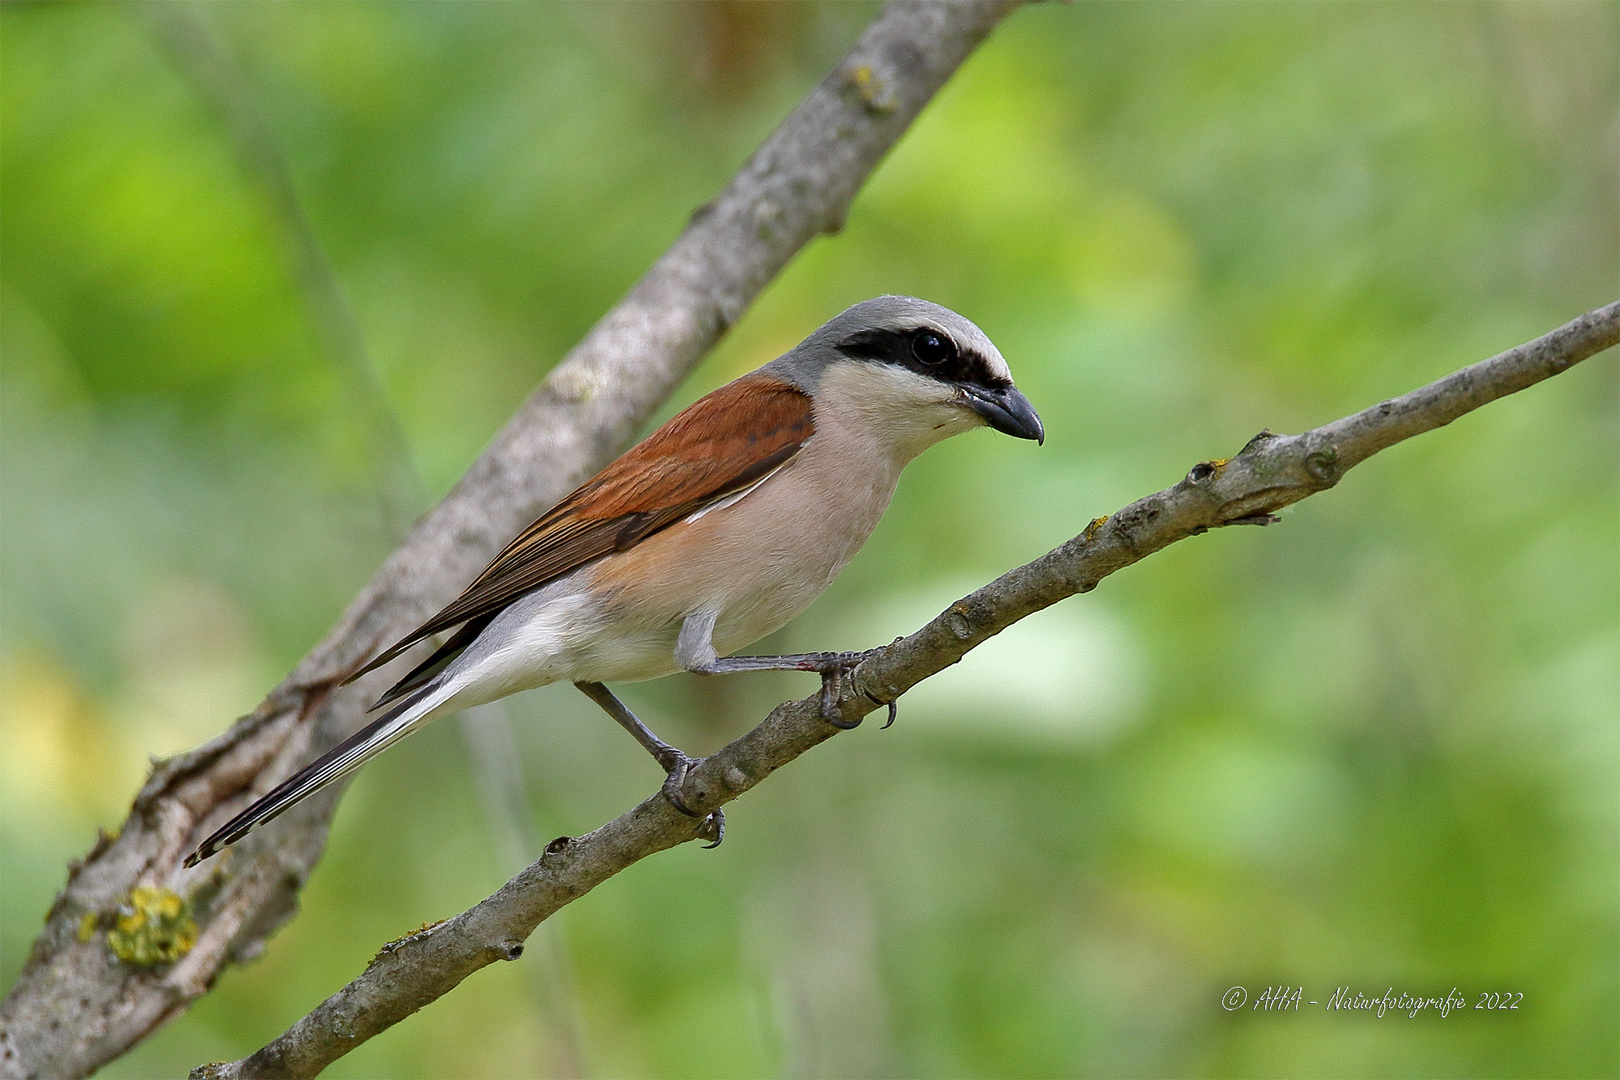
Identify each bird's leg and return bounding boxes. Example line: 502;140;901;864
675;611;896;729
692;652;845;725
687;651;892;729
574;681;723;847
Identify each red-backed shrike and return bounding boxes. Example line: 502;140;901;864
187;296;1042;865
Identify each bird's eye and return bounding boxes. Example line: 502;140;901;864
911;330;952;366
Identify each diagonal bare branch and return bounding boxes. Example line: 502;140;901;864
196;303;1619;1079
0;4;1024;1077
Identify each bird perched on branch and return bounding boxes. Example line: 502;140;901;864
187;296;1043;865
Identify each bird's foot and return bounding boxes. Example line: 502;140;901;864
807;649;884;729
657;749;724;848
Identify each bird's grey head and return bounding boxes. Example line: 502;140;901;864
765;296;1044;445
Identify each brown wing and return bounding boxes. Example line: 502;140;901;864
346;373;814;694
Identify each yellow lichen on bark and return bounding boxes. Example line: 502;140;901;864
106;885;198;966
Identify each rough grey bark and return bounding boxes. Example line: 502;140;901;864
190;300;1619;1080
0;4;1023;1077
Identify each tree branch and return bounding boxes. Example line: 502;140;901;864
196;302;1620;1079
0;4;1023;1077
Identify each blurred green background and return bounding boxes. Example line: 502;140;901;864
3;2;1615;1076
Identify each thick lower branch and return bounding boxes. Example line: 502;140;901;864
200;304;1618;1079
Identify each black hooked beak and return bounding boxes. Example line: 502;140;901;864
960;383;1045;445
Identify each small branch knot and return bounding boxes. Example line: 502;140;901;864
1305;445;1340;483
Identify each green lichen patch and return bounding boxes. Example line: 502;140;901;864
107;885;197;966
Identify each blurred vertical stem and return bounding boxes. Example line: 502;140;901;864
143;1;418;529
144;5;586;1074
460;703;586;1078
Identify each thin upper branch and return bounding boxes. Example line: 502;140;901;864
198;303;1620;1079
0;5;1023;1078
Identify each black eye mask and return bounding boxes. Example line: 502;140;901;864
835;326;1010;389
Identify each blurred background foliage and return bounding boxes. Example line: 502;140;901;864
2;2;1616;1077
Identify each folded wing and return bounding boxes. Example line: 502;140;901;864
347;373;815;704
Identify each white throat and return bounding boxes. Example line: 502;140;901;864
812;360;981;466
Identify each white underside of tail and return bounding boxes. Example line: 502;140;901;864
278;583;612;816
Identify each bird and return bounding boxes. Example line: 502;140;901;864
185;296;1043;866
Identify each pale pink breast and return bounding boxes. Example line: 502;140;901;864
586;420;904;656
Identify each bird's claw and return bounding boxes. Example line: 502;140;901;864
817;658;860;728
867;692;899;729
659;751;724;848
814;649;885;729
696;807;724;848
659;752;696;813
